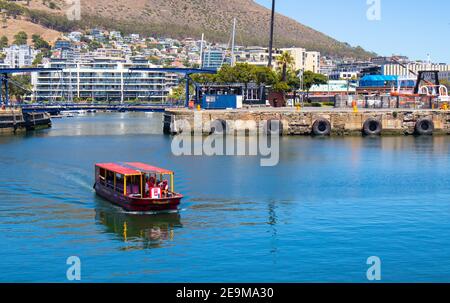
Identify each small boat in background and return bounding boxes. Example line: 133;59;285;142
23;112;52;131
60;111;75;118
60;110;89;117
93;162;183;212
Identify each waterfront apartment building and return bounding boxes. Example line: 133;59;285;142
31;58;179;103
3;45;39;68
382;63;450;76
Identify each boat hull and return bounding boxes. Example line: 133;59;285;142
24;112;52;131
94;182;182;212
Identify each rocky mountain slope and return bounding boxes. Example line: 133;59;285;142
1;0;375;58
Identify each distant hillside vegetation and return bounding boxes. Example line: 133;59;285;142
1;0;376;59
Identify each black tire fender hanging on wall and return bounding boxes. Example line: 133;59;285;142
312;119;331;136
415;118;434;136
363;118;382;136
210;119;227;135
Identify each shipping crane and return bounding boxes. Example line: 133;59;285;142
390;57;448;101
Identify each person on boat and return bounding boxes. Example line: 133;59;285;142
159;180;169;197
146;176;156;198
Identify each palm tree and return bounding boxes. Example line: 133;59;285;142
277;51;295;82
268;0;276;68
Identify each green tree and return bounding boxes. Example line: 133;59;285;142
272;81;290;93
303;71;328;99
168;82;193;101
190;73;217;84
253;66;278;86
286;69;301;91
4;75;32;103
32;53;44;66
231;63;257;85
32;34;50;51
276;51;295;82
88;40;102;51
215;63;256;84
13;31;28;45
0;35;8;48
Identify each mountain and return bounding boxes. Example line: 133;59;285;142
1;0;375;58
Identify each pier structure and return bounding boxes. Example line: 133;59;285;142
163;108;450;136
0;107;26;134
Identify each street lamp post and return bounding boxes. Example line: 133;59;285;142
268;0;276;68
298;69;304;106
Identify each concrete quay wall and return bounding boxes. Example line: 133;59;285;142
163;108;450;136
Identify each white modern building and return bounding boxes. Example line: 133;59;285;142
109;31;122;40
67;32;83;42
382;63;450;76
319;57;336;76
32;58;179;103
3;45;39;68
328;71;358;80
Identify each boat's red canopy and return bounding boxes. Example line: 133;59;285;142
96;162;173;175
96;163;141;176
125;162;174;174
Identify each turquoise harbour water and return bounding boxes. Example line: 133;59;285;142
1;112;450;282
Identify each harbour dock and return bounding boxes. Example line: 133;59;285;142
0;107;52;134
163;108;450;136
0;108;26;134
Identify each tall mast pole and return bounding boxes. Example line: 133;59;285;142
231;18;237;67
199;33;205;69
268;0;276;68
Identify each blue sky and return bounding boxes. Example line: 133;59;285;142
255;0;449;63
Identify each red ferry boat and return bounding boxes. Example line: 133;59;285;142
94;162;183;212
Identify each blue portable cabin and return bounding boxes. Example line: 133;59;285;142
201;94;243;110
195;83;267;108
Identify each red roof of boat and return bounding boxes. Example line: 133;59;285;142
96;162;173;175
125;162;173;174
95;163;141;175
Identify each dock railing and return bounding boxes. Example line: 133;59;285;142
334;94;440;110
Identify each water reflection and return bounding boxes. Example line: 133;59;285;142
95;200;182;250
